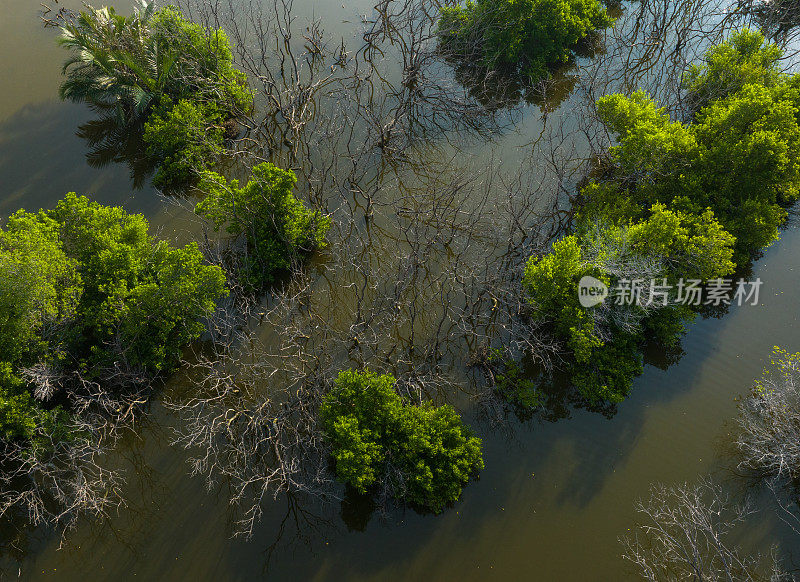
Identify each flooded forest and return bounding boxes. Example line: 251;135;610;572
2;0;800;579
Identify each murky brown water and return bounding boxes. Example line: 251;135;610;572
1;0;799;580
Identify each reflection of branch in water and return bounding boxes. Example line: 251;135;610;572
740;0;800;42
259;492;337;576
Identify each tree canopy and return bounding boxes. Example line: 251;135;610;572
320;369;484;512
438;0;613;82
522;30;797;403
0;194;227;442
58;1;252;189
196;163;331;288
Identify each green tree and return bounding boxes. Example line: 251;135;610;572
683;28;783;113
0;213;80;365
57;1;252;189
46;193;228;376
320;369;484;512
196;163;331;288
595;76;800;264
58;1;251;125
0;193;228;446
438;0;613;81
143;98;225;189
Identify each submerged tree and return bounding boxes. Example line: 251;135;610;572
0;194;227;532
622;479;790;581
56;0;252;189
438;0;613;82
520;29;800;404
737;347;800;483
320;369;484;513
196;163;331;289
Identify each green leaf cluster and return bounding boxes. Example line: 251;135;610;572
521;30;799;403
0;194;227;443
438;0;613;81
143;98;225;189
320;369;484;513
196;163;331;288
58;2;252;189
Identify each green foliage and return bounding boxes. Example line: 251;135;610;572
596;91;696;181
58;1;251;123
58;1;252;189
521;32;800;404
523;236;605;364
0;364;41;441
46;193;228;375
627;204;736;281
683;29;783;113
147;5;252;113
0;193;227;446
196;163;331;288
486;350;542;409
571;334;643;403
320;369;484;513
0;213;80;365
438;0;613;81
143;98;225;189
595;60;800;264
0;364;72;445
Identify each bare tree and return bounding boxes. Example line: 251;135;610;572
622;478;792;581
737;351;800;483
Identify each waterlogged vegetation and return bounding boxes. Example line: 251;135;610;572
438;0;614;82
523;29;800;403
321;369;483;512
3;0;800;579
196;163;331;288
58;0;252;189
623;348;800;580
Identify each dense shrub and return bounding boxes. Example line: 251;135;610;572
438;0;613;81
196;163;331;288
320;369;484;512
522;206;734;402
682;28;783;113
47;193;228;376
58;1;252;189
143;98;225;189
0;194;227;442
519;31;798;402
595;84;800;262
520;31;800;403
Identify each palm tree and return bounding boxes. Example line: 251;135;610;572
58;0;178;125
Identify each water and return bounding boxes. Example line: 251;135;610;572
1;0;799;580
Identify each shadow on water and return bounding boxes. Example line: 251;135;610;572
0;100;160;218
76;109;157;191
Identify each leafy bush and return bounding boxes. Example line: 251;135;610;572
594;87;800;263
196;163;331;288
143;98;225;189
520;31;800;403
594;31;800;264
0;194;228;444
0;212;80;365
320;369;484;512
682;28;783;113
46;193;228;376
58;1;252;189
59;1;251;123
438;0;613;81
